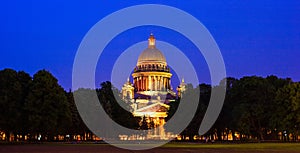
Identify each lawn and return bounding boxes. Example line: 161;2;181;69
163;143;300;152
0;142;299;153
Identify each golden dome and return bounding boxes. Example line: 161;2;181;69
137;34;167;66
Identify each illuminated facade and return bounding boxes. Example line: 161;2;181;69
121;34;185;139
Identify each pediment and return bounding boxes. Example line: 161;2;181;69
136;102;169;113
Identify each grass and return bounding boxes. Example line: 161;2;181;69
163;142;300;151
1;142;300;153
63;142;300;152
4;141;300;149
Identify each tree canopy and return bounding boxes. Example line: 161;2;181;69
0;68;299;142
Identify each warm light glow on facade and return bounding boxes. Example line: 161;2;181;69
121;34;186;140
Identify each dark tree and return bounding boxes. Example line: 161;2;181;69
0;69;22;141
212;77;238;141
271;82;300;141
1;68;300;142
97;81;140;137
183;84;210;141
140;115;149;130
230;76;276;140
16;71;32;140
166;83;209;141
66;90;89;140
25;70;71;141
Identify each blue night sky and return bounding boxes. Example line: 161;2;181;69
0;1;299;90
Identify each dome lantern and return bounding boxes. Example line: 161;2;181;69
137;34;167;66
148;33;155;48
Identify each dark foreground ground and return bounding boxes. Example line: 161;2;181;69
1;143;300;153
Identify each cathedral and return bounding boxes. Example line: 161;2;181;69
121;34;186;139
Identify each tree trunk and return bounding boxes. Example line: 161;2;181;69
14;133;18;142
217;129;222;141
232;129;236;141
257;121;264;141
5;131;10;141
259;130;264;141
22;134;26;141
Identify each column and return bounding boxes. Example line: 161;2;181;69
162;77;164;91
154;76;157;91
169;78;171;90
163;77;166;91
165;78;167;90
152;76;155;91
146;76;148;91
133;78;136;87
142;76;144;91
166;78;169;90
148;76;151;91
157;76;160;91
139;77;142;91
160;76;163;91
140;76;142;91
160;118;166;139
144;77;146;91
158;76;161;91
137;77;139;91
165;77;167;90
157;76;159;91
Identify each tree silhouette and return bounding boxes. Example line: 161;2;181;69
25;70;71;141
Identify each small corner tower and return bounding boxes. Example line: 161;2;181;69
121;78;134;100
177;78;186;97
